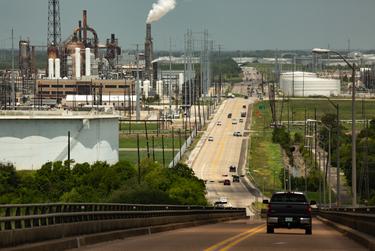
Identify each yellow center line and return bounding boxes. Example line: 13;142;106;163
219;226;265;251
204;224;265;251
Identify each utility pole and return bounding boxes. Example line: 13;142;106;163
304;107;308;194
314;108;317;169
328;127;332;208
11;28;15;109
67;131;71;167
337;104;341;207
136;44;141;120
218;44;222;102
288;165;292;191
351;63;357;207
169;37;172;116
137;134;141;184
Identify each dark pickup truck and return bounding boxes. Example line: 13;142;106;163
263;192;316;235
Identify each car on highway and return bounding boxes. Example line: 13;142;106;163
232;119;237;125
223;179;231;186
229;165;236;172
216;121;222;126
214;197;228;208
214;201;225;208
233;131;242;137
232;175;240;183
208;136;214;142
263;192;316;235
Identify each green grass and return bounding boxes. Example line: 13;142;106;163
119;151;175;166
119;134;186;149
250;98;350;199
273;99;375;122
249;101;284;197
249;133;284;197
119;122;159;132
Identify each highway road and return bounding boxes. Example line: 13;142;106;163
73;218;365;251
189;97;257;211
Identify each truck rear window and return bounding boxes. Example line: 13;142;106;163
271;193;307;203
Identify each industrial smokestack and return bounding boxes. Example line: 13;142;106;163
146;0;176;24
78;21;82;41
146;23;151;40
83;10;87;45
145;23;153;81
111;33;115;44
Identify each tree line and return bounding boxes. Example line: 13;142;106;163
0;160;208;205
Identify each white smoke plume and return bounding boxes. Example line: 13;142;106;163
146;0;176;24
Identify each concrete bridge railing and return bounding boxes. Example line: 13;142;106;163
318;206;375;250
318;206;375;237
0;203;247;249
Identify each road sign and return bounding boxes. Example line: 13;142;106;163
258;103;266;110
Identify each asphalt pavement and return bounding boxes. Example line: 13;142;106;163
72;218;365;251
190;97;257;211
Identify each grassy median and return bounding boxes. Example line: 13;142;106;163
249;101;284;197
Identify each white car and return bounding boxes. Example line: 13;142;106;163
232;119;238;125
233;132;242;137
208;136;214;142
217;121;222;126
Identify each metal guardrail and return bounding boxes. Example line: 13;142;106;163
319;206;375;214
0;203;246;231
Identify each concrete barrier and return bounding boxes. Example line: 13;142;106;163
2;214;246;251
319;211;375;237
317;216;375;251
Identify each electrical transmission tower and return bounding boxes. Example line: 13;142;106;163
47;0;61;46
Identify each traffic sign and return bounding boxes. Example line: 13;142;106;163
258;103;266;110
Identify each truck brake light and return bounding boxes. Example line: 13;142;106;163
305;206;311;214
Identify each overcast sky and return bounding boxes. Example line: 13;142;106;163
0;0;374;51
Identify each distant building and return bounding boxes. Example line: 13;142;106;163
36;79;135;102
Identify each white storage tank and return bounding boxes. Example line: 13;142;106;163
143;80;150;99
85;48;91;77
75;48;81;79
280;71;340;97
179;73;184;95
156;80;163;97
66;55;73;78
0;115;119;170
48;58;54;79
54;58;61;79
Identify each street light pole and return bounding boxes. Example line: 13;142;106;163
312;48;356;207
136;44;141;120
336;104;341;207
327;127;332;208
351;64;357;207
